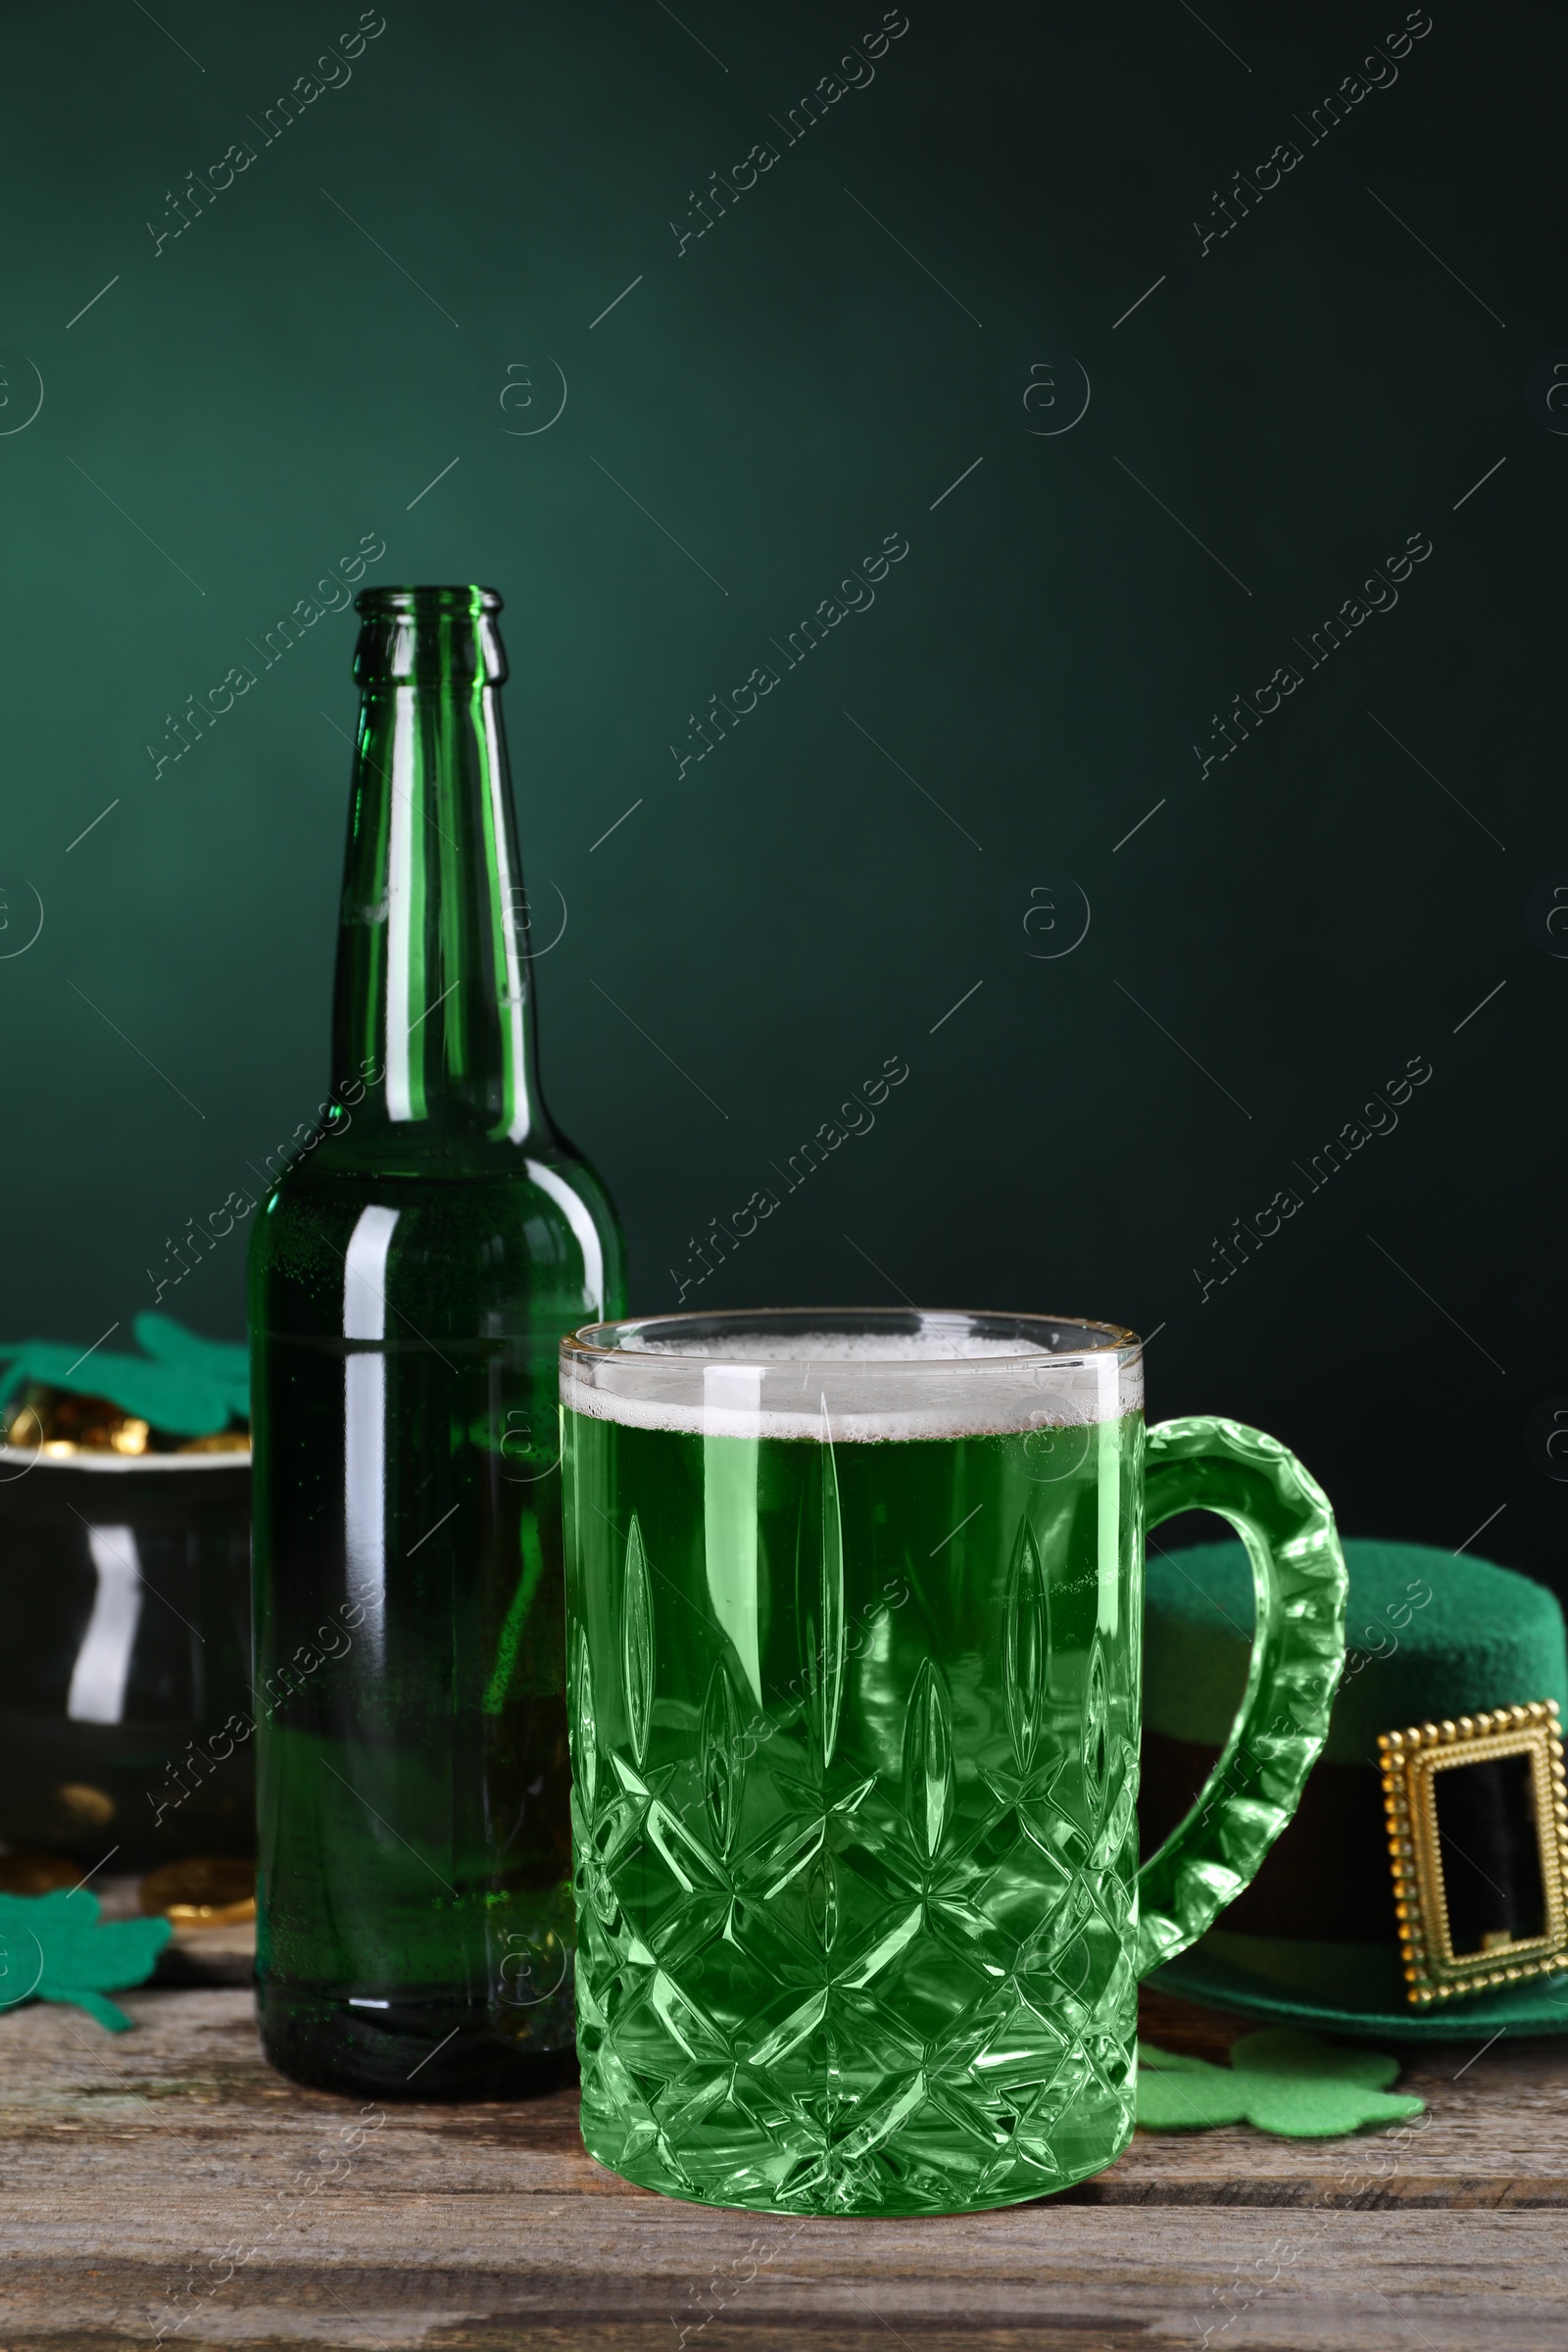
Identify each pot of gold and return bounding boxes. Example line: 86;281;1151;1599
0;1315;253;1874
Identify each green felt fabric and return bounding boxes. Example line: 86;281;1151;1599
1153;1930;1568;2042
1136;2028;1423;2135
0;1313;249;1438
0;1889;172;2031
1144;1539;1568;1763
1191;1933;1411;2008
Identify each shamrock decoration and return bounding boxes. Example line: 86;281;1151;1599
0;1312;249;1439
1137;2028;1425;2137
0;1890;172;2032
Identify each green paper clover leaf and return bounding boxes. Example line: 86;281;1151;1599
0;1313;248;1438
133;1312;250;1397
0;1889;172;2032
1137;2028;1425;2138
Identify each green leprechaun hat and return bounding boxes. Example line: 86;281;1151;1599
1142;1539;1568;2040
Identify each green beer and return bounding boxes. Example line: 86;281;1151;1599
561;1310;1346;2215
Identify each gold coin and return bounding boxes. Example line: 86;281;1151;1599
3;1381;249;1455
138;1856;256;1928
52;1784;116;1829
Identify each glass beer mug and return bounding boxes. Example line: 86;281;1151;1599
558;1309;1347;2215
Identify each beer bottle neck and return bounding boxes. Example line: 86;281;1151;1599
329;588;549;1157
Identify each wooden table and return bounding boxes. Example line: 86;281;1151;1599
2;1976;1563;2350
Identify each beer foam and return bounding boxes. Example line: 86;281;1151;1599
561;1320;1142;1443
628;1330;1051;1362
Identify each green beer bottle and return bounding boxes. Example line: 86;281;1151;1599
250;585;624;2098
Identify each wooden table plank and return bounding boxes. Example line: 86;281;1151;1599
1;1982;1564;2350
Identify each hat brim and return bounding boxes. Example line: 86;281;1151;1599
1151;1929;1568;2041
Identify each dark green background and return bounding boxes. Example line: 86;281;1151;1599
2;3;1563;1591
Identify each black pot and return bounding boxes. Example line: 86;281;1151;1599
0;1445;253;1871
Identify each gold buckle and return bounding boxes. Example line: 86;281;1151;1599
1379;1701;1568;2004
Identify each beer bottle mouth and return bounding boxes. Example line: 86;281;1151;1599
353;585;507;683
355;585;503;615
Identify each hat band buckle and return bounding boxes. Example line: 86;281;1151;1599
1381;1700;1568;2004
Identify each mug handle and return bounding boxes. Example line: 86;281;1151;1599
1135;1414;1348;1979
